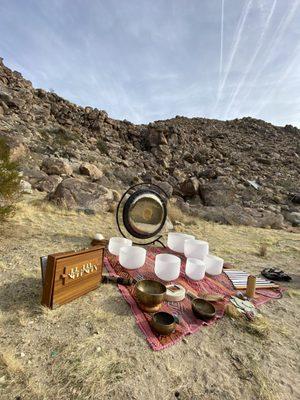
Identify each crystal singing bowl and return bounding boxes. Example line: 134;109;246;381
154;253;181;281
119;246;146;270
167;232;195;253
184;239;209;260
108;237;132;256
185;257;206;281
204;254;224;275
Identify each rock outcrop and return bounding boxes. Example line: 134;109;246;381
41;158;73;176
49;178;116;213
79;162;103;181
0;57;299;228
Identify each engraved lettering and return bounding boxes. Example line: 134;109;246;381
65;263;98;280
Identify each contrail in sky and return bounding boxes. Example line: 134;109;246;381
223;0;277;119
236;0;300;116
213;0;253;114
218;0;224;89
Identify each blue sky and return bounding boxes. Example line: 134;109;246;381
0;0;299;126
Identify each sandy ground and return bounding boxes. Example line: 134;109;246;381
0;193;299;400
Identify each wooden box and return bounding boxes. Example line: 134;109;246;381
41;245;104;309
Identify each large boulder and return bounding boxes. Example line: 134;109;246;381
180;177;199;197
233;208;284;229
20;179;32;194
35;175;62;193
41;158;73;176
199;205;284;228
79;162;103;180
0;135;28;162
147;128;168;147
152;179;173;198
258;211;284;229
200;205;257;226
22;167;48;185
199;180;235;207
285;212;300;226
0;89;16;107
9;141;28;162
49;178;114;212
289;193;300;204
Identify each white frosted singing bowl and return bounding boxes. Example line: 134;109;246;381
185;258;206;281
108;237;132;256
154;253;181;281
184;239;209;260
119;246;146;270
204;254;224;275
167;232;195;253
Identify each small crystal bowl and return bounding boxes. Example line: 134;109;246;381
185;257;206;281
167;232;195;253
204;254;224;275
184;239;209;260
108;237;132;256
119;246;146;270
154;253;181;281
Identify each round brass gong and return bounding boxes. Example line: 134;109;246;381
116;184;168;244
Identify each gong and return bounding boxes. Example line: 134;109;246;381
116;183;168;245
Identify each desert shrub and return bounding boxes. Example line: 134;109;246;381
168;204;197;226
53;126;77;144
96;138;108;154
0;137;21;221
40;126;79;147
258;243;268;257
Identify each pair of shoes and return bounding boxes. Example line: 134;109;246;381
261;267;292;281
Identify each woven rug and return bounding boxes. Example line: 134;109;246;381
104;246;283;351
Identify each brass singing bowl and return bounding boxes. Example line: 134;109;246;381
135;280;166;312
192;298;216;320
151;312;176;335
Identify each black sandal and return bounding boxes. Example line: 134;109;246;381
261;267;292;281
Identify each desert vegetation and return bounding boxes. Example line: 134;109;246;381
0;137;20;221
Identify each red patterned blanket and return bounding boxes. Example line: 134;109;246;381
104;246;282;351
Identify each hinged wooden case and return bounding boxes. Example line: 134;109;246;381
41;245;104;309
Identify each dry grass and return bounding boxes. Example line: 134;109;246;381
227;347;279;400
8;193;116;244
168;204;196;225
0;349;26;396
225;303;242;319
252;364;279;400
0;350;24;375
48;339;132;400
0;193;299;400
241;314;271;338
258;243;268;257
227;309;291;340
286;288;300;298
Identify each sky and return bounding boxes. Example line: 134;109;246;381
0;0;299;127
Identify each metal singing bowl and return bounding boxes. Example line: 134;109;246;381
192;298;216;320
151;312;176;335
135;280;166;311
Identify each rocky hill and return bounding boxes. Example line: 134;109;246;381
0;57;299;228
